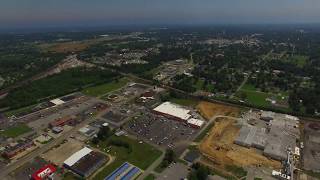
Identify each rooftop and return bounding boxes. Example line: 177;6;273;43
64;147;92;167
153;102;191;120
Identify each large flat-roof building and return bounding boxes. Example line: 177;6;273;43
153;102;191;121
104;162;141;180
234;112;300;161
63;147;107;177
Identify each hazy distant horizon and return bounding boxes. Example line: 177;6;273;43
2;23;320;34
1;0;320;31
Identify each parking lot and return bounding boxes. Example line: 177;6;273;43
125;110;199;154
157;162;189;180
28;98;105;131
10;157;61;180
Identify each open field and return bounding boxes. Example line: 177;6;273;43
92;135;162;180
198;117;281;169
144;173;156;180
82;78;129;97
292;55;308;68
197;101;240;120
0;124;32;138
39;40;97;53
238;90;270;107
41;138;84;166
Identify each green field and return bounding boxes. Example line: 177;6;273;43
92;136;162;180
237;83;290;109
62;172;84;180
0;124;32;138
144;173;156;180
82;78;129;97
238;90;270;107
291;55;308;68
240;84;257;91
225;165;247;178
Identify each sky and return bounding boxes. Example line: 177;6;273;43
1;0;320;29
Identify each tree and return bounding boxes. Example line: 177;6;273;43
97;126;112;140
188;163;210;180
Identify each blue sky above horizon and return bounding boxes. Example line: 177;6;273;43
1;0;320;28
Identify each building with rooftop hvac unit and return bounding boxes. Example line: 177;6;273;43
153;102;191;121
31;164;56;180
63;147;107;177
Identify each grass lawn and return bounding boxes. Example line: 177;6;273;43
225;165;247;178
238;90;270;107
291;55;308;68
62;172;84;180
92;136;162;180
237;83;290;110
240;84;257;91
144;173;156;180
170;98;199;107
0;124;32;138
82;78;129;97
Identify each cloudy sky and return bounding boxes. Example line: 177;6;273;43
1;0;320;28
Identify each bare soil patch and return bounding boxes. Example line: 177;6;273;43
199;117;281;169
197;101;240;120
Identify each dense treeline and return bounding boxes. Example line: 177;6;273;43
0;67;118;109
0;45;65;88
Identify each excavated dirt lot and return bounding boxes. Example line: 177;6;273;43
197;101;240;120
199;117;281;169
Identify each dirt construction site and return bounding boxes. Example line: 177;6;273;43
197;101;240;120
198;117;281;169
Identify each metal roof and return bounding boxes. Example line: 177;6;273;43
153;102;191;120
64;147;92;167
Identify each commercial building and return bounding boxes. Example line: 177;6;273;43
78;126;98;137
187;118;205;129
49;98;65;106
2;139;34;159
234;112;300;161
153;102;191;121
63;147;107;177
49;115;76;128
31;164;56;180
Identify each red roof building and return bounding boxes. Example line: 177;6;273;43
32;164;56;180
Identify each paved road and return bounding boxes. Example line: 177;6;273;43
0;109;107;179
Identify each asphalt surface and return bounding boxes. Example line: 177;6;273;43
0;108;108;179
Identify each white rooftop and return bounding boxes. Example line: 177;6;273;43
187;118;205;127
79;126;90;134
63;147;92;167
50;98;65;106
153;102;191;120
